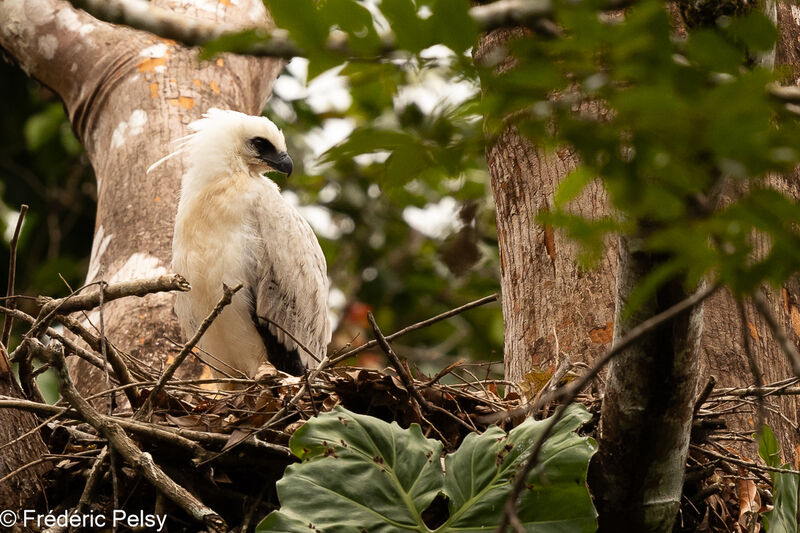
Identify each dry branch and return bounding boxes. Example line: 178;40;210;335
0;305;117;377
37;273;190;317
495;282;720;532
136;283;241;420
1;204;27;357
49;345;227;532
752;289;800;377
67;0;556;58
330;293;498;365
58;313;140;406
368;311;476;432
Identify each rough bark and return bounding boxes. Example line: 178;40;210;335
1;0;283;402
0;369;49;512
474;28;618;386
477;2;800;528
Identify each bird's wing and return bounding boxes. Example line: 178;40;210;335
246;197;331;375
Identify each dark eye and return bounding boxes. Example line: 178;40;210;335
251;137;275;153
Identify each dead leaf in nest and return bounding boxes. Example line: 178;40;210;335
390;374;407;392
164;414;208;431
520;366;555;400
322;393;340;410
212;468;233;484
254;390;281;413
193;399;216;412
222;428;253;453
285;420;305;434
735;466;761;533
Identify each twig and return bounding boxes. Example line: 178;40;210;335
691;445;800;475
240;484;268;533
368;312;475;432
494;283;719;532
693;375;716;416
109;449;119;532
330;294;498;366
0;396;291;457
73;447;109;523
712;383;800;398
738;299;765;442
752;289;800;377
164;336;246;379
97;281;113;413
422;359;466;387
483;283;720;424
200;348;341;464
0;449;100;485
0;411;65;453
0;305;117;377
136;283;242;420
1;205;27;355
48;344;227;532
58;313;140;406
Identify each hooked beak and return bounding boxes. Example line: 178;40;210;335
264;152;293;177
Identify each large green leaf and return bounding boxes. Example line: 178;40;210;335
759;425;799;533
258;405;597;532
443;405;597;531
260;406;444;531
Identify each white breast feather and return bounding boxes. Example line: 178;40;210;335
170;110;330;377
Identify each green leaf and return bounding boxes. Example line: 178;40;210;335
759;425;799;533
724;12;779;53
443;404;597;531
381;0;432;53
320;0;381;55
259;406;444;531
555;167;595;207
429;0;478;53
686;29;744;74
259;405;597;532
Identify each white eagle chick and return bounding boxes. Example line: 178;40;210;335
169;108;330;378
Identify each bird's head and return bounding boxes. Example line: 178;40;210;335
170;108;293;182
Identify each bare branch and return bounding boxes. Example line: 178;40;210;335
1;205;28;354
37;273;190;317
136;283;241;420
368;311;476;432
48;344;227;531
66;0;558;59
495;283;719;532
330;293;498;366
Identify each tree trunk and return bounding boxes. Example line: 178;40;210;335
0;0;282;509
474;29;618;387
590;241;702;531
477;4;800;528
0;0;283;401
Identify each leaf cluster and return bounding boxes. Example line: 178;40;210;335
259;404;597;532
